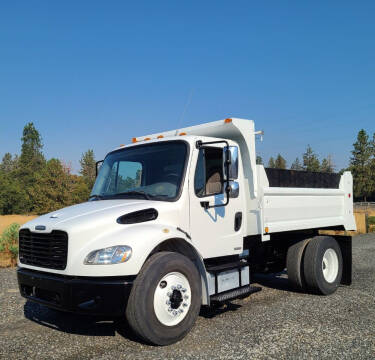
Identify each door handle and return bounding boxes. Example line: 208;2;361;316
234;212;242;231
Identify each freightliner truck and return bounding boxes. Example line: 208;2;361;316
17;118;356;345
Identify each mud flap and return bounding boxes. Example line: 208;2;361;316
336;236;352;286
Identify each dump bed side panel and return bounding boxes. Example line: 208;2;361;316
259;171;356;234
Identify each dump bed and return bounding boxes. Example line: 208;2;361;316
257;166;356;234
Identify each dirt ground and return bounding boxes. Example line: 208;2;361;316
1;234;374;359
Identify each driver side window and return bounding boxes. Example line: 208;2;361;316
194;147;223;197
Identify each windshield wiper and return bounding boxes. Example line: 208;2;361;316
89;194;104;200
115;190;151;200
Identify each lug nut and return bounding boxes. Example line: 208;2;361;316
181;288;187;293
167;292;172;297
183;302;188;307
171;285;176;290
168;307;172;312
179;308;184;313
184;295;189;300
166;300;171;305
172;310;178;316
177;284;182;290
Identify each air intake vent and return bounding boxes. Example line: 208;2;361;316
19;229;68;270
117;208;158;225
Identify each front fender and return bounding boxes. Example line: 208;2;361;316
69;223;197;277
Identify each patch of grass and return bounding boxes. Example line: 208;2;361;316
0;223;20;262
368;216;375;226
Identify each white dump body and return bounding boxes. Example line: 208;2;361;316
257;166;356;235
141;118;357;237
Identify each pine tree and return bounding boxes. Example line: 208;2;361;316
303;145;320;172
19;122;44;167
275;154;287;169
79;149;96;189
320;155;335;173
371;133;375;199
268;157;276;168
256;155;263;165
349;129;372;201
0;153;17;172
291;157;303;171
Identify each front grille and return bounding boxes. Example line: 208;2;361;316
19;229;68;270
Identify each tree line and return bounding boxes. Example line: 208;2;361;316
256;145;335;173
258;129;375;201
0;123;96;215
1;124;374;215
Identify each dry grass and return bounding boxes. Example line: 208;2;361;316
0;215;37;233
0;215;37;267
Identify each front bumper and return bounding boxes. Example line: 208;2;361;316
17;268;135;316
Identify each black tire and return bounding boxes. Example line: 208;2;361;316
126;251;202;345
287;238;311;290
303;236;343;295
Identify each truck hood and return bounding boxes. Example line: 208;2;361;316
21;199;161;232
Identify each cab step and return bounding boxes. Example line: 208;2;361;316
210;285;261;303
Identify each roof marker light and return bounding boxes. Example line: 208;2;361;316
157;135;164;139
179;132;187;136
132;138;137;143
119;144;125;147
265;227;269;233
145;137;151;141
224;118;232;123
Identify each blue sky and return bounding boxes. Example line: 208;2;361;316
1;1;374;172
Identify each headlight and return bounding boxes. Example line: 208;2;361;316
84;245;132;265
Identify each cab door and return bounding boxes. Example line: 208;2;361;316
188;144;244;258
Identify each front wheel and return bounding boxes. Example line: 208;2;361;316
303;236;343;295
126;251;202;345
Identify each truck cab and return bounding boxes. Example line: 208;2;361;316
17;118;356;345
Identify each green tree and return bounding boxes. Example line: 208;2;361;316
14;123;46;213
349;129;372;200
275;154;287;169
291;157;303;171
0;153;18;172
79;149;96;189
268;157;276;168
320;155;335;173
370;133;375;199
0;172;26;214
30;159;80;214
303;145;320;172
256;155;263;165
19;122;44;168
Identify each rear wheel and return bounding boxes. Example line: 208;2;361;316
303;236;343;295
287;238;311;290
126;251;201;345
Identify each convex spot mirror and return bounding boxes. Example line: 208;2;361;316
228;181;239;198
96;160;104;177
223;146;238;180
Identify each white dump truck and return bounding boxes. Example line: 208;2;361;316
17;118;356;345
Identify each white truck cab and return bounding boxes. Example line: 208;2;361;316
17;118;356;345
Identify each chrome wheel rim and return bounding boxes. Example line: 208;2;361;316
153;272;191;326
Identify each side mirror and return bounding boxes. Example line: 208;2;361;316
96;160;103;177
223;146;238;180
228;181;239;198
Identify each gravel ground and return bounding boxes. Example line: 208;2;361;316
0;235;374;360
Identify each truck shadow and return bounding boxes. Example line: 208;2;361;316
252;272;303;294
23;272;301;339
23;300;140;342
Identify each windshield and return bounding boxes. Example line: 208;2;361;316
90;141;188;201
